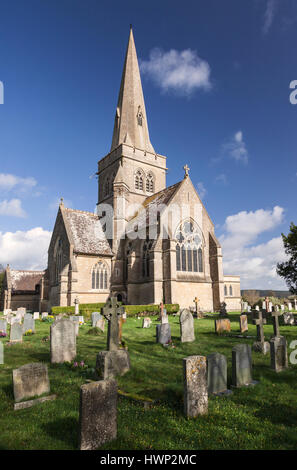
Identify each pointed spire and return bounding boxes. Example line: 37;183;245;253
110;28;155;154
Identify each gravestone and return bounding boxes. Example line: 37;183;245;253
156;323;171;344
0;319;7;335
288;302;292;311
13;363;51;403
253;310;270;354
102;298;125;351
0;341;3;364
41;312;48;319
10;323;23;343
4;308;12;315
180;309;195;343
161;314;169;324
281;304;285;311
183;355;208;417
74;296;80;315
79;379;117;450
50;319;76;363
270;311;288;372
96;351;130;380
33;312;40;320
207;353;231;395
215;318;231;334
96;318;105;332
232;344;257;387
142;317;151;328
219;301;228;318
17;307;26;316
92;312;102;327
283;313;295;326
294;299;297;311
23;314;35;334
239;314;248;333
11;315;21;325
255;305;260;311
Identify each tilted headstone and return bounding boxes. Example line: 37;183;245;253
10;323;23;343
79;379;117;450
232;344;256;387
252;310;270;354
50;319;76;363
92;312;102;327
207;353;231;395
0;319;7;335
239;314;248;333
142;317;152;328
23;314;35;334
156;323;171;344
183;355;208;417
180;309;195;343
13;363;50;403
270;312;288;372
215;318;231;334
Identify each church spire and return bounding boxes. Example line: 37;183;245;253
110;28;155;154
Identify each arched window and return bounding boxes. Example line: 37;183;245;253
91;262;108;290
146;173;154;193
125;242;132;282
224;285;227;296
135;170;144;191
229;285;233;296
55;239;63;284
142;237;153;278
175;221;203;273
104;178;110;197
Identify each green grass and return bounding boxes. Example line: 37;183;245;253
1;314;297;450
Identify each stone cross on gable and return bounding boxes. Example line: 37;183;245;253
271;311;282;338
253;310;267;343
102;297;125;351
183;164;190;178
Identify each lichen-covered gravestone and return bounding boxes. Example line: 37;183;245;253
207;353;231;395
10;323;23;343
215;318;231;334
156;323;171;344
23;314;35;334
183;355;208;417
12;363;56;410
142;317;151;328
33;312;40;320
239;314;248;333
92;312;102;327
180;309;195;343
79;379;117;450
50;319;76;363
252;310;270;354
270;312;288;372
232;344;258;388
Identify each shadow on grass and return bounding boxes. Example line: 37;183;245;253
42;416;78;448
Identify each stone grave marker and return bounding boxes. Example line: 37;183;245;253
283;313;295;326
215;318;231;334
232;344;257;387
92;312;102;327
156;323;171;345
41;312;48;319
183;355;208;417
17;307;26;316
239;314;248;333
13;363;56;410
207;353;231;395
0;319;7;335
288;302;292;311
219;301;228;318
281;304;285;311
96;317;105;332
33;312;40;320
10;323;23;343
252;310;270;354
180;309;195;343
270;311;288;372
4;308;12;315
23;314;35;334
74;296;80;315
79;379;117;450
50;319;76;363
142;317;151;328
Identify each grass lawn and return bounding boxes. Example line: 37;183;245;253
1;313;297;450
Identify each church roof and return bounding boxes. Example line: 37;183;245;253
64;208;112;256
110;28;155;154
9;270;44;293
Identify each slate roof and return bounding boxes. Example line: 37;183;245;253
10;270;44;293
64;208;112;256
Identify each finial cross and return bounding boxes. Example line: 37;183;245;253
183;164;190;177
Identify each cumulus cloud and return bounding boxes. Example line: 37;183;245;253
0;173;37;192
215;173;227;185
222;130;249;164
220;206;287;289
197;182;207;200
0;199;27;217
263;0;278;35
0;227;52;270
140;48;211;95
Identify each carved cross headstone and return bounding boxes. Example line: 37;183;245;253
253;310;266;343
271;311;282;338
102;297;125;351
194;297;199;315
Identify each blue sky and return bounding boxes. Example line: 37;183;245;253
0;0;296;289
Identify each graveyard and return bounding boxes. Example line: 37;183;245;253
1;309;297;450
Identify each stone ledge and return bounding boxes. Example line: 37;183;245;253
14;394;57;411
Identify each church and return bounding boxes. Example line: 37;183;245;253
1;29;240;312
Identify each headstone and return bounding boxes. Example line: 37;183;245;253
142;317;151;328
23;314;35;334
232;344;257;387
247;305;252;313
252;310;270;354
180;309;195;343
96;350;130;379
10;323;23;343
96;318;105;332
294;299;297;311
17;307;26;316
50;319;76;363
207;353;231;395
215;318;231;334
33;312;40;320
3;308;12;315
0;319;7;335
270;311;288;372
193;296;199;317
183;355;208;417
283;313;295;326
11;315;21;325
243;301;248;312
79;379;117;450
74;296;80;315
0;341;3;364
281;304;285;311
268;302;273;313
156;323;171;344
288;302;292;311
102;298;125;351
219;301;228;318
41;312;48;319
13;363;50;403
92;312;102;327
161;314;169;324
275;305;279;312
255;305;260;311
239;314;248;333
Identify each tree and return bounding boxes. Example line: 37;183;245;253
277;222;297;294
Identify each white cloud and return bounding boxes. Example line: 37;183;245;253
197;182;207;200
220;206;288;289
0;199;27;217
0;227;52;270
263;0;278;35
222;130;249;164
0;173;37;192
215;173;227;185
140;48;211;95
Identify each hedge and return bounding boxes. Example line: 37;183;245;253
51;303;179;319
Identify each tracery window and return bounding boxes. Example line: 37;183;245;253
55;239;63;284
142;237;153;278
91;261;108;290
229;285;233;296
175;221;203;273
104;178;110;197
135;170;144;191
146;172;154;193
224;285;227;296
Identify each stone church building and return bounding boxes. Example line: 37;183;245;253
1;29;240;312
